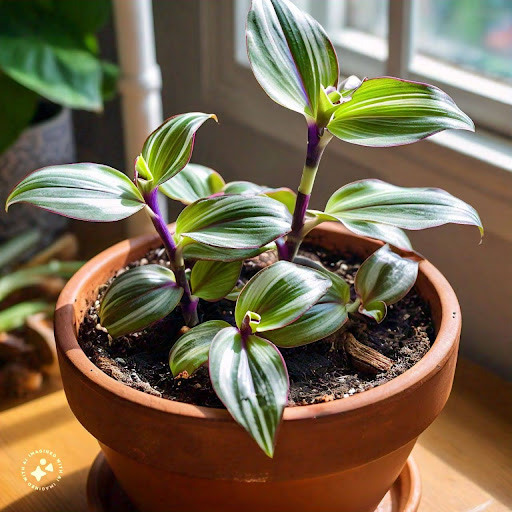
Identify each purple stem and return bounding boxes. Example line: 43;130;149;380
144;189;199;326
283;124;325;261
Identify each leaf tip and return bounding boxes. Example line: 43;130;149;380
210;113;219;123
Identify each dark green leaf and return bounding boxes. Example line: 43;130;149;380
209;327;288;457
0;72;38;154
160;163;225;204
6;163;145;222
176;195;291;249
190;260;242;301
355;244;419;322
328;77;474;147
169;320;230;377
247;0;338;118
141;113;217;187
182;242;275;262
235;260;330;332
0;1;105;110
99;264;183;338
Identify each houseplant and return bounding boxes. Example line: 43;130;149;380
5;1;482;510
0;0;117;241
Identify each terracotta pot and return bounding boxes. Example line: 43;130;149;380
55;223;461;512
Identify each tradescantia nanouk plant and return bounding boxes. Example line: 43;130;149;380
6;0;483;457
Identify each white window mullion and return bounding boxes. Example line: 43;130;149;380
386;0;413;77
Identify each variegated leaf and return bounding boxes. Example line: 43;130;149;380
209;327;289;457
328;77;474;147
190;260;242;301
247;0;338;118
160;163;225;204
169;320;230;377
5;164;145;222
355;244;419;322
99;264;183;338
235;260;330;332
175;195;291;249
141;113;217;186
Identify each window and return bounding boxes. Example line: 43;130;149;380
235;0;512;137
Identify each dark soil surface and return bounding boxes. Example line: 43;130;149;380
78;245;434;407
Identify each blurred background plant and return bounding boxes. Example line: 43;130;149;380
0;229;83;400
0;0;118;154
0;0;118;244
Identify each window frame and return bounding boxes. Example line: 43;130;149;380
199;0;512;244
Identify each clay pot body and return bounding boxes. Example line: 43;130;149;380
55;224;461;512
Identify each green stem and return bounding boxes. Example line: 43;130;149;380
346;298;361;315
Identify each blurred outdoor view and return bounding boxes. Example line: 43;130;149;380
333;0;512;84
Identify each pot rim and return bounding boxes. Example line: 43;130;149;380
55;223;461;423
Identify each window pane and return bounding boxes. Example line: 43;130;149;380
344;0;388;38
416;0;512;85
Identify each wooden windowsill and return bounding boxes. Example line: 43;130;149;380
0;358;510;511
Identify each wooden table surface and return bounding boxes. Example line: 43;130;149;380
0;359;510;512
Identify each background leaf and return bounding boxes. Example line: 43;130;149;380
0;72;38;154
0;0;108;111
169;320;230;377
247;0;338;118
323;179;483;247
99;264;183;338
355;244;419;322
190;260;242;301
160;163;225;204
209;327;289;457
327;77;474;147
235;260;330;332
141;112;217;187
176;195;291;249
6;163;145;222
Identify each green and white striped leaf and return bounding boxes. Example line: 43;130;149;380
176;195;291;249
321;179;483;248
160;163;225;204
99;264;183;338
223;181;296;213
327;77;474;147
141;113;217;187
169;320;230;377
263;265;349;347
247;0;338;118
190;260;242;301
235;260;330;332
355;244;419;322
5;164;145;222
209;327;289;457
182;242;274;262
307;210;413;250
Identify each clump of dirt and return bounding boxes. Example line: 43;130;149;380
78;244;434;407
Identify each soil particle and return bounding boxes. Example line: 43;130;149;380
78;244;434;408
